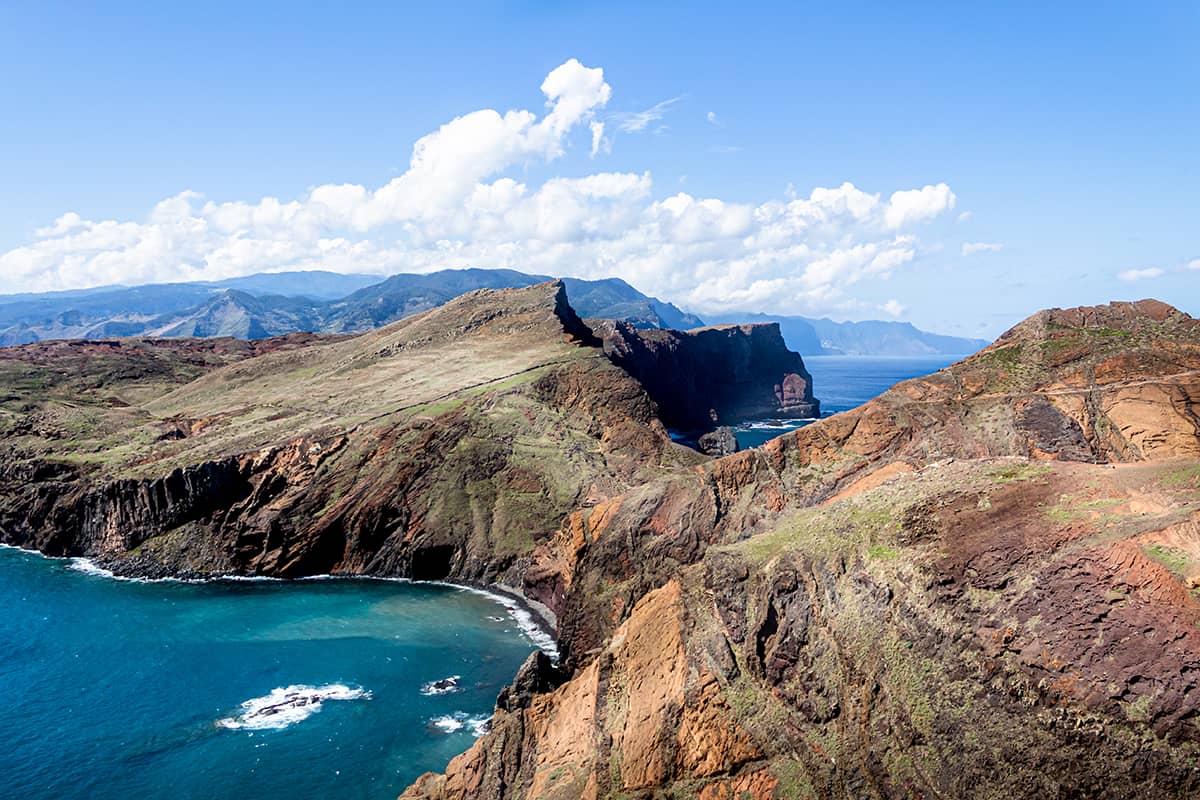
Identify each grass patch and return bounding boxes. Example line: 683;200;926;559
979;344;1023;368
867;544;898;560
1145;545;1190;574
1162;465;1200;488
990;463;1052;483
1045;505;1081;524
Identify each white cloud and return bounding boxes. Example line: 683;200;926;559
884;184;956;229
881;299;906;317
0;59;960;316
589;121;607;158
1188;259;1200;271
611;96;681;133
706;111;718;125
956;210;972;223
961;241;1003;256
1117;267;1165;282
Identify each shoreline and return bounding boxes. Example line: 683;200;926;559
0;543;561;660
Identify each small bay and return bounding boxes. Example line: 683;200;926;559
0;547;542;800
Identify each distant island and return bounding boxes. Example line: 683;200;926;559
0;268;982;356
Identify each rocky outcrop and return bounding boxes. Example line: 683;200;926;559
590;320;819;430
698;426;739;457
405;300;1200;799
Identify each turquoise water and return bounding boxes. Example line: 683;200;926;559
733;355;961;449
0;547;545;800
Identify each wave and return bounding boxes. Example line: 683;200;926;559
442;583;559;661
216;684;371;731
733;418;817;431
419;675;463;696
428;712;491;737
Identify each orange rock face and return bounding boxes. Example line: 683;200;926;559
406;301;1200;800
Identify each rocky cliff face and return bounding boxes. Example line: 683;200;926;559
404;299;1200;799
0;282;696;585
590;320;819;430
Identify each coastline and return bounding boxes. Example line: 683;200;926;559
0;543;560;660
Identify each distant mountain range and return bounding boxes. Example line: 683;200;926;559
0;268;983;355
0;269;701;346
705;312;988;356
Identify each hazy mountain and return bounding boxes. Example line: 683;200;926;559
0;268;702;344
198;271;384;300
705;312;988;356
0;268;982;355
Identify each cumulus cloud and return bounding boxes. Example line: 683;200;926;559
706;111;719;125
1188;259;1200;271
881;299;906;317
0;59;960;315
883;184;956;229
961;241;1003;256
1117;267;1165;282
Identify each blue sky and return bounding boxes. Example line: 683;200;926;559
1;1;1196;337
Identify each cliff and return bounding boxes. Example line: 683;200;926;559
0;281;695;584
405;299;1200;799
591;320;819;430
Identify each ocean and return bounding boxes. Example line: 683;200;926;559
0;547;547;800
732;354;962;448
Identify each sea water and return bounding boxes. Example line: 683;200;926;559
0;547;547;800
732;355;962;449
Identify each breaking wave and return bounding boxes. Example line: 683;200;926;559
419;675;462;696
216;684;371;731
428;712;491;737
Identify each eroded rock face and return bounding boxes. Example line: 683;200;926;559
405;300;1200;800
590;320;819;430
698;426;739;458
0;282;694;584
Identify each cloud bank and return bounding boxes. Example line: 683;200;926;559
0;59;959;315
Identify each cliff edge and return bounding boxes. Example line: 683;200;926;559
591;319;819;430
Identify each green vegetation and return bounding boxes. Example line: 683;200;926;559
990;463;1051;483
1144;545;1190;574
1162;464;1200;488
868;544;899;560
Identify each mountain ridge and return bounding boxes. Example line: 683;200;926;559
2;268;974;355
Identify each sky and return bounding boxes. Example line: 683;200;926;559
0;1;1196;338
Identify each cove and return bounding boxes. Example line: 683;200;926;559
0;546;544;800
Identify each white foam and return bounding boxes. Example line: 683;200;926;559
376;578;559;661
450;584;559;661
734;418;816;432
216;684;371;731
429;712;491;737
420;675;463;696
66;558;118;578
